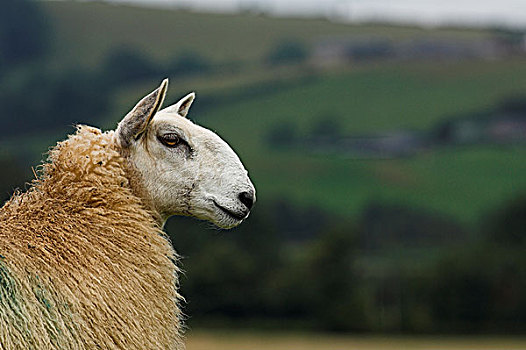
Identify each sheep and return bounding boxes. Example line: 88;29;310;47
0;79;256;349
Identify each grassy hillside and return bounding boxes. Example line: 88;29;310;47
189;61;526;223
81;58;526;223
186;330;526;350
10;2;522;223
44;1;493;67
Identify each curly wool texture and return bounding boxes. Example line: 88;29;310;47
0;126;184;349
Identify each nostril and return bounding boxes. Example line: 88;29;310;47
238;191;254;210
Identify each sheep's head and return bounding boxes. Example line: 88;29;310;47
115;79;255;229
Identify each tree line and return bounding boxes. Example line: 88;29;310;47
167;198;526;333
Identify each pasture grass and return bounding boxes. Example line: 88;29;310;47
246;146;526;224
23;2;526;223
196;59;526;141
8;59;526;223
184;61;526;223
44;1;493;67
186;330;526;350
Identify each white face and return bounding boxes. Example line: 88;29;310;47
116;80;255;229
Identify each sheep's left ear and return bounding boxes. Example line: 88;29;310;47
117;79;168;147
161;92;195;118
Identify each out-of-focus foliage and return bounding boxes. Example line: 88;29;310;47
266;122;298;149
168;198;526;333
167;52;212;78
485;196;526;246
167;201;365;331
102;48;159;87
427;243;526;332
0;68;109;134
0;0;50;70
0;156;29;203
266;40;308;66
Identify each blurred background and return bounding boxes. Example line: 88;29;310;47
1;0;526;348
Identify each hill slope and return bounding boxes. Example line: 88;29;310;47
44;1;492;67
6;2;524;222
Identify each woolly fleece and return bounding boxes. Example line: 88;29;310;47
0;126;183;349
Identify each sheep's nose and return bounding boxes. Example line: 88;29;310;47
238;191;255;210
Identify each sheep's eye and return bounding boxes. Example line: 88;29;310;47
158;134;181;148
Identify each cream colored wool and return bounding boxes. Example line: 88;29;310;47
0;126;183;349
0;79;255;349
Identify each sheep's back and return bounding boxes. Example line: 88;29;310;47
0;191;183;350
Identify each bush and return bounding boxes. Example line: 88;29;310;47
167;52;211;77
425;245;526;333
309;114;344;141
0;0;50;68
0;68;110;134
484;196;526;247
0;156;29;204
266;40;308;66
265;122;298;149
101;48;158;86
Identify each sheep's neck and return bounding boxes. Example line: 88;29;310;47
122;158;165;227
30;127;163;228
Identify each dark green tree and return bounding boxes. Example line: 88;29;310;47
0;0;50;69
266;122;298;149
485;196;526;246
101;48;158;86
168;52;211;77
266;40;308;66
0;156;30;204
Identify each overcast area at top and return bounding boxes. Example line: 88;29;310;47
97;0;526;29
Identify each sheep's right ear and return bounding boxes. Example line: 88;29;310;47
116;79;168;148
161;92;195;118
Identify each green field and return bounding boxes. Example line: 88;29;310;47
186;331;526;350
189;61;526;223
12;2;523;223
84;58;526;224
44;2;493;67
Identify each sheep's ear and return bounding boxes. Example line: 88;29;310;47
161;92;195;118
117;79;169;147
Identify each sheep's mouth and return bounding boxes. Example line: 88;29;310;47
213;201;247;221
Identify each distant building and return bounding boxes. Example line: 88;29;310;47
397;38;504;61
311;35;511;68
311;38;394;67
339;131;429;159
487;115;526;143
304;111;526;159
